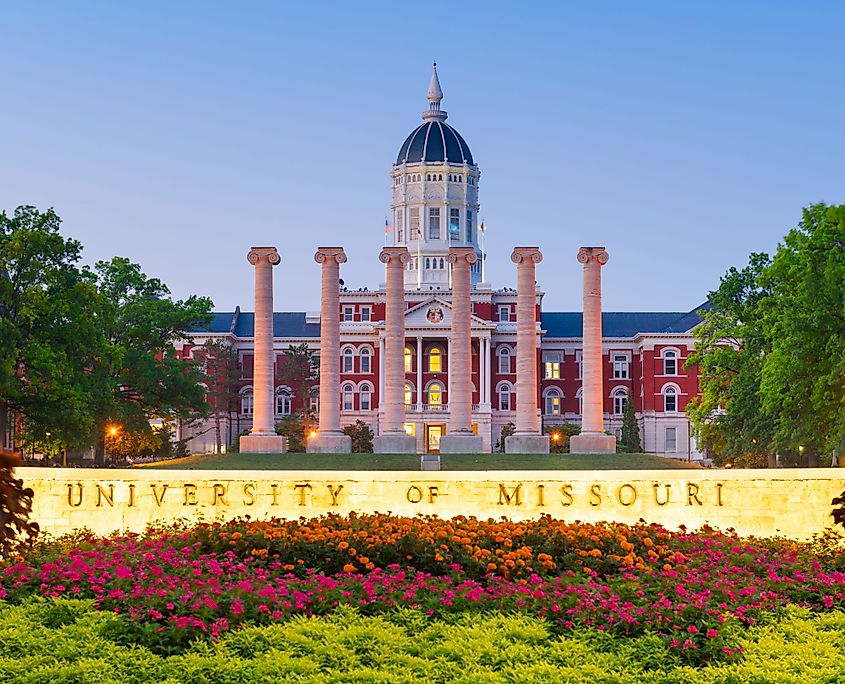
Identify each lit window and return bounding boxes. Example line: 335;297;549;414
450;208;460;241
498;306;511;322
360;385;372;411
665;427;677;452
663;350;678;376
342;348;354;373
663;386;678;413
428;207;441;240
360;348;371;373
613;354;629;379
427;382;443;406
543;352;561;379
343;307;354;322
275;390;291;416
498;347;512;374
404;347;413;373
240;390;253;415
612;389;627;415
428;347;442;372
499;384;512;411
404;383;413;406
342;384;354;411
545;389;561;415
360;307;371;322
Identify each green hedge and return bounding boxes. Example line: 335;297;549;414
1;598;845;682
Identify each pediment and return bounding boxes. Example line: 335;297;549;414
403;296;490;330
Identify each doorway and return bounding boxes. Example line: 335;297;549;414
425;424;445;454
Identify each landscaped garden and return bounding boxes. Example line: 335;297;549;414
3;514;845;681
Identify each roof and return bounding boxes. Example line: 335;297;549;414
396;121;474;165
191;305;705;339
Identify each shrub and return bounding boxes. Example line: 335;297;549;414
0;448;39;558
342;420;374;453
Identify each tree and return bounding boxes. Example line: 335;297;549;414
197;339;240;454
87;257;213;464
620;396;642;453
343;420;374;453
0;206;101;451
0;448;38;556
104;425;163;461
277;343;318;417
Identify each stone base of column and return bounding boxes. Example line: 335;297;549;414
439;433;485;454
421;454;441;471
306;431;352;454
505;434;550;454
569;433;617;454
239;434;286;454
373;433;416;454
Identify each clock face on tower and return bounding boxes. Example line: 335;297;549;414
426;307;444;323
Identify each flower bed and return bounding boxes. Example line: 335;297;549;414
3;514;845;664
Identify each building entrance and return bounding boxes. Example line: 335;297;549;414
425;424;445;454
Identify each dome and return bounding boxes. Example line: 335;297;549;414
395;121;474;166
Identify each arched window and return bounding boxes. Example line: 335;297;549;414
439;257;445;269
404;382;414;406
342;383;355;411
663;385;678;413
498;383;513;411
404;347;413;373
427;381;443;406
360;347;371;374
576;387;583;416
544;388;562;416
428;346;442;372
425;257;431;270
612;388;628;415
342;347;354;373
359;383;372;411
275;388;292;416
663;349;678;376
498;347;512;374
240;389;253;415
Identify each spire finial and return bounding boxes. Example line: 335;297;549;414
423;62;447;122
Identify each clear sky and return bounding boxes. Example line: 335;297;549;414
2;1;843;313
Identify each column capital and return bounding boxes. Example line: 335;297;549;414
577;246;609;266
447;246;478;266
247;247;281;266
379;246;411;265
511;246;543;265
314;247;347;265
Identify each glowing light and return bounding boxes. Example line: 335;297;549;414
309;430;318;439
552;433;561;442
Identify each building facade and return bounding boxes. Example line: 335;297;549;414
178;66;704;459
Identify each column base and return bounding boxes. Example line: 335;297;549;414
569;433;617;454
373;433;416;454
505;434;550;454
306;431;352;454
439;433;485;454
239;434;286;454
421;454;441;471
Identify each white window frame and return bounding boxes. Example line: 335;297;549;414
498;382;513;411
612;388;628;415
359;383;372;411
612;354;630;380
359;347;371;374
360;307;371;322
544;388;562;416
576;350;583;380
662;384;679;413
342;347;355;373
342;384;355;412
342;306;354;322
428;346;443;373
665;426;677;452
240;388;254;416
426;381;443;406
498;305;511;322
543;352;561;379
404;347;413;373
275;388;292;416
662;349;679;376
428;207;441;240
498;347;512;374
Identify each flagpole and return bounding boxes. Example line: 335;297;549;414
480;219;486;283
417;227;421;289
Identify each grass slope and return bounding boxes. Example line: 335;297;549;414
144;452;701;471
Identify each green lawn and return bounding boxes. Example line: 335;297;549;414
144;451;701;471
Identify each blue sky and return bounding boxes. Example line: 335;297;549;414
2;1;843;313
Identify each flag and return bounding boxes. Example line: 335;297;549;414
479;220;486;233
384;217;391;234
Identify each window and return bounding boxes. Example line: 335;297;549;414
240;390;253;415
427;381;443;406
545;389;562;415
498;306;511;322
449;208;460;240
275;390;292;416
663;385;678;413
342;348;354;373
663;350;678;376
428;207;441;239
404;382;413;406
576;388;583;415
342;384;354;411
612;388;627;415
613;354;629;379
439;257;445;269
544;352;561;379
360;348;371;373
343;307;354;322
360;307;371;322
360;384;372;411
466;210;473;243
409;207;420;239
396;211;403;243
404;347;413;373
428;346;442;372
665;427;677;452
310;395;319;414
499;384;512;411
498;347;512;374
576;352;583;379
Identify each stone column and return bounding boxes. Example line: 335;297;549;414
374;247;415;453
506;247;550;454
439;247;484;453
569;247;617;454
240;247;285;454
307;247;352;453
